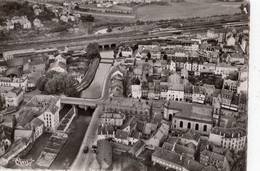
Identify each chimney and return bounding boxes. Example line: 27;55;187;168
180;155;183;161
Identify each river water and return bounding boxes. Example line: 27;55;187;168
81;50;114;99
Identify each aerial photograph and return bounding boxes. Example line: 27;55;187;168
0;0;249;170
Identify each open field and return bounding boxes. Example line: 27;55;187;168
135;0;244;21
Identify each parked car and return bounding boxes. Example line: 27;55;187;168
83;146;88;153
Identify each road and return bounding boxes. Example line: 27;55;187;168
69;62;119;170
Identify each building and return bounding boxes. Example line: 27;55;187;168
103;98;151;121
0;76;28;92
164;101;213;135
223;79;238;92
23;95;61;131
184;85;193;102
200;143;234;171
99;112;125;127
131;85;142;99
192;86;205;104
147;123;169;148
152;147;206;171
4;88;23;108
121;47;133;57
221;89;233;110
3;49;35;61
209;127;247;154
48;61;67;73
0;61;7;74
97;124;115;141
215;63;238;78
167;84;184;101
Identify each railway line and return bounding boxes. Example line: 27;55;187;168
0;19;248;53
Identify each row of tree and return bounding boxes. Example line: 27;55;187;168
36;71;79;97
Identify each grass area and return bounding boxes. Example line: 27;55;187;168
135;0;243;21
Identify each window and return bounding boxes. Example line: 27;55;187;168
195;123;199;130
180;121;183;128
187;122;191;129
203;125;207;132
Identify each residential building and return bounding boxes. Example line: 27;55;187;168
99;112;125;127
152;147;206;171
184;85;193;102
192;86;206;104
209;127;247;154
4;88;23;108
0;61;7;74
223;79;238;92
0;76;28;92
48;60;67;73
200;143;234;171
147;123;169;148
226;33;236;46
131;85;142;98
97;124;115;142
121;47;133;57
23;95;61;131
221;89;233;110
164;101;213;135
167;84;184;101
215;63;238;78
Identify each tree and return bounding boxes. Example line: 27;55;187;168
36;76;48;92
45;79;58;94
86;42;101;59
80;15;95;22
46;70;58;79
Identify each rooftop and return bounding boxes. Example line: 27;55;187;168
165;101;213;123
210;126;246;138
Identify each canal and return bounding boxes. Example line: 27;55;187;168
81;50;114;99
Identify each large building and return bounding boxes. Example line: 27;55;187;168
23;95;61;131
103;97;151;121
0;76;28;92
164;101;213;135
209;127;247;154
99;112;125;127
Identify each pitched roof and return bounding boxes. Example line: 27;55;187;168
97;140;112;169
210;126;246;138
181;129;200;142
98;124;115;135
152;147;205;171
121;116;138;130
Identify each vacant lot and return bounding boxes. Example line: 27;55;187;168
135;0;243;21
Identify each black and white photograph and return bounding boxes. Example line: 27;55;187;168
0;0;253;170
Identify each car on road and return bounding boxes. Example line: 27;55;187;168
83;146;89;153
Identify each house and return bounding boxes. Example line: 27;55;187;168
33;18;44;28
103;97;151;120
215;63;238;78
0;61;7;74
141;83;149;99
97;124;115;141
152;147;206;171
130;140;145;157
99;112;125;127
24;95;61;131
181;69;188;79
167;73;181;84
204;84;215;104
226;32;236;46
167;84;184;101
209;127;247;154
164;101;213;135
223;79;238;92
0;76;28;92
192;86;205;104
147;123;169;148
48;61;67;73
121;47;133;57
143;122;157;138
131;85;142;98
200;143;234;171
221;89;233;109
4;88;23;108
0;138;32;165
184;85;193;102
167;60;176;72
121;116;138;134
179;129;200;147
160;83;168;100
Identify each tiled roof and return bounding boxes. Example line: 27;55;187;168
152;147;205;171
121;116;138;130
181;129;200;142
210;126;246;138
98;124;115;135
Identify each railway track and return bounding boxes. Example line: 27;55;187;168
0;19;249;53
